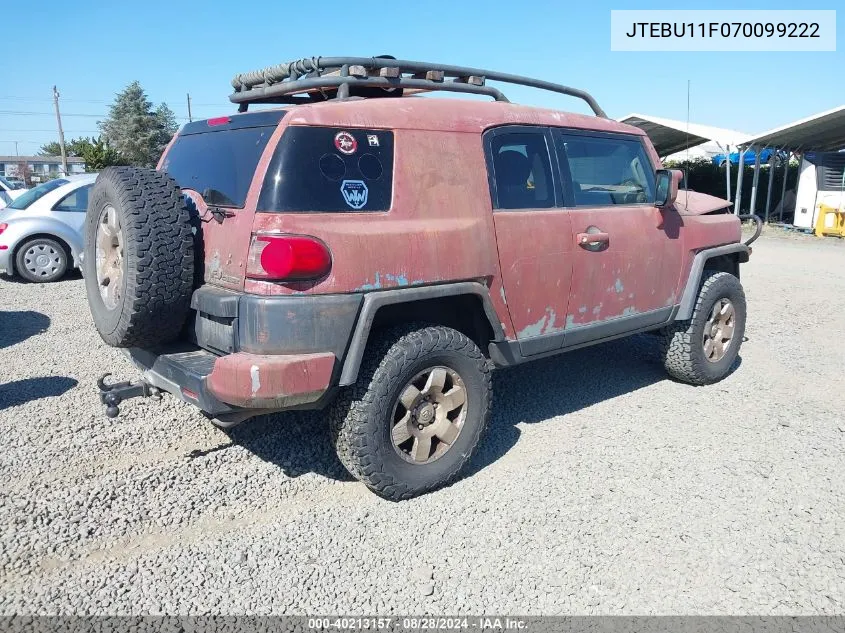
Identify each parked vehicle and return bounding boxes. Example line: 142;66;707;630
0;175;27;209
86;57;756;500
0;173;97;282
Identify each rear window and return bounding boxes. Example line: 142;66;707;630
160;113;284;208
258;127;394;212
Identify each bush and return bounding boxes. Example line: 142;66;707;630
664;157;799;219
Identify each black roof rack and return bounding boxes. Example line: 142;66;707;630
229;56;607;118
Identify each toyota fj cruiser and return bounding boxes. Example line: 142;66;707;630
85;56;759;500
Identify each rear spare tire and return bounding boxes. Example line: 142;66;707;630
83;167;194;348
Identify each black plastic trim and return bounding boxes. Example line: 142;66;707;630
676;244;750;320
338;282;506;386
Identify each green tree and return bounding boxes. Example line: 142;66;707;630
80;137;128;171
38;137;94;158
98;81;179;167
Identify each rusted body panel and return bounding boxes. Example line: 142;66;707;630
206;351;335;408
673;190;734;216
672;212;743;301
564;205;683;329
248;128;501;304
492;209;574;342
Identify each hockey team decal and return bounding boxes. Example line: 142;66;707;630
341;180;368;209
334;131;357;155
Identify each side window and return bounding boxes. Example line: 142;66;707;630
53;184;92;212
489;132;554;210
258;127;394;212
557;134;655;206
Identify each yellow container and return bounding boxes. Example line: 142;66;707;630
814;204;845;238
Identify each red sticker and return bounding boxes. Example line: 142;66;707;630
334;131;357;155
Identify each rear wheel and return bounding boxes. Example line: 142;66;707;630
660;271;746;385
15;237;68;283
330;325;492;500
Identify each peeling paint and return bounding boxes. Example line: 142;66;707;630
517;307;563;338
578;306;587;314
250;364;261;396
614;278;624;294
592;303;603;316
384;273;409;286
499;285;507;305
358;272;383;291
621;307;639;316
565;315;576;329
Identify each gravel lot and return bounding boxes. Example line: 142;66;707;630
1;230;844;615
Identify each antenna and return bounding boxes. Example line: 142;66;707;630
685;79;690;206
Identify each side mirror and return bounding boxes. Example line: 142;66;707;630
655;169;681;207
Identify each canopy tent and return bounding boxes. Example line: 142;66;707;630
618;113;750;158
619;113;750;201
734;105;845;222
739;105;845;153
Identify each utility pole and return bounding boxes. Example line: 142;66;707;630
52;86;68;176
187;93;193;122
14;141;19;156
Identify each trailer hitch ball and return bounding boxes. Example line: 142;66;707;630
97;372;158;418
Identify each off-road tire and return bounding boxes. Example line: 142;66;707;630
329;325;492;501
14;237;68;283
659;271;746;385
83;167;194;348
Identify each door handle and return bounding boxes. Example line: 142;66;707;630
576;231;610;247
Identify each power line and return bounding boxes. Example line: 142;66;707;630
0;109;199;121
0;95;225;108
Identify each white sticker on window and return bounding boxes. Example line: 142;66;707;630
341;180;368;209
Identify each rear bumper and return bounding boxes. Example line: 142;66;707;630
126;346;336;415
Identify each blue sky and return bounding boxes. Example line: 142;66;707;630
2;0;842;156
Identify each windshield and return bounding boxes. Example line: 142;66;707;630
0;175;25;190
161;125;277;208
7;179;68;210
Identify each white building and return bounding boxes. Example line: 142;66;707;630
0;155;87;183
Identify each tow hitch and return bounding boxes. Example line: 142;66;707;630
97;373;161;418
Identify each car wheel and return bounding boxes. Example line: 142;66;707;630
329;325;492;500
14;237;68;283
659;270;746;385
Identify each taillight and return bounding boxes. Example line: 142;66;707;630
207;116;231;127
0;223;7;235
246;234;332;281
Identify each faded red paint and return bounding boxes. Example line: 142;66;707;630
206;351;335;408
157;96;740;347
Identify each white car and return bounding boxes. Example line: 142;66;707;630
0;175;28;208
0;173;97;282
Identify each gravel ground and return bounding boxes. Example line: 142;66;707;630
1;230;844;615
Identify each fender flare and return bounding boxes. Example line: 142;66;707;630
676;243;750;321
338;281;505;386
9;218;84;270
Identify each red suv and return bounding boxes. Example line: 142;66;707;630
85;57;757;499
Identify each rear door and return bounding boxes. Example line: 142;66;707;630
485;126;573;356
552;129;678;341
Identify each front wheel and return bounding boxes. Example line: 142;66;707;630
329;325;492;500
660;271;746;385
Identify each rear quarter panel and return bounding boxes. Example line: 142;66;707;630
248;127;502;301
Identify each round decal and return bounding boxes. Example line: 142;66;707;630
334;131;357;155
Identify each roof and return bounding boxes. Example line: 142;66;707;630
277;97;645;136
0;155;86;163
618;113;750;156
738;105;845;152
